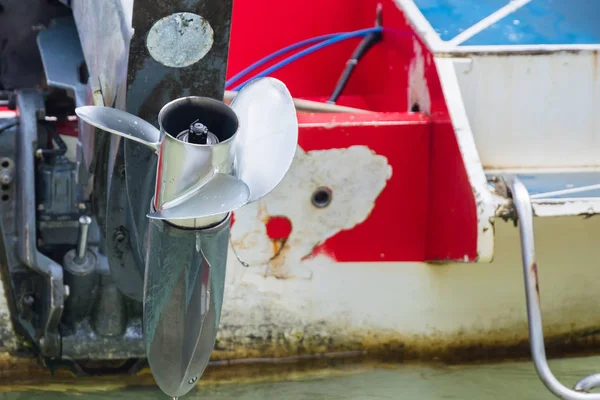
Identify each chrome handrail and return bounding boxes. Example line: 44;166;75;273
509;176;600;399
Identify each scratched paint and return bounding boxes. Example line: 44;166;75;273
230;145;392;279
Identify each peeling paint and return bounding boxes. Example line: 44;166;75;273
231;146;392;279
531;198;600;217
217;249;600;365
408;39;432;114
221;215;600;365
146;12;214;68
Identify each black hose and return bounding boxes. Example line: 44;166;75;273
328;5;383;104
0;118;68;157
39;121;67;157
327;32;382;104
0;117;17;134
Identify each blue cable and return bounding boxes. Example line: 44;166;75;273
226;32;342;88
231;27;383;92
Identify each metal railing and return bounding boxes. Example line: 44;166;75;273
510;176;600;399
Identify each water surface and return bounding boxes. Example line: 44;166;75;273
3;356;600;399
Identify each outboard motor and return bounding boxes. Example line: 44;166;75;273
76;77;298;397
0;1;297;397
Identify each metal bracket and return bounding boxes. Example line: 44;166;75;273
15;90;64;358
509;176;600;400
36;16;86;107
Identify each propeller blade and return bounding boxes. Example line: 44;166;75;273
230;77;298;202
144;224;210;397
144;216;229;398
75;106;161;151
147;173;250;221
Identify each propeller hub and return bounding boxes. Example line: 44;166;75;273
176;121;219;145
154;96;240;229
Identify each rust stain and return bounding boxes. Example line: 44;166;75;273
530;261;540;303
271;239;285;256
231;207;300;279
254;213;295;279
268;237;288;264
265;215;292;263
266;240;293;280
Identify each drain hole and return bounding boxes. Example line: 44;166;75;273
1;194;8;202
311;187;332;208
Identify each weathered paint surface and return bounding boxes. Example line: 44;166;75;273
218;215;600;362
231;145;392;279
453;51;600;169
0;283;16;352
532;199;600;217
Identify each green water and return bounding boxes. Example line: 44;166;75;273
3;356;600;399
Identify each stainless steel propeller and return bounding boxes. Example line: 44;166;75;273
75;77;298;398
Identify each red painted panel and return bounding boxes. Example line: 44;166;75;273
228;0;480;263
297;112;431;262
228;0;418;112
425;122;478;261
297;111;429;125
55;120;78;137
420;50;478;262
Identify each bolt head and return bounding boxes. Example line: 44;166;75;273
0;172;11;185
113;229;126;243
22;294;34;306
190;122;208;135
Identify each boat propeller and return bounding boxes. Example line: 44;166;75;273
75;77;298;398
